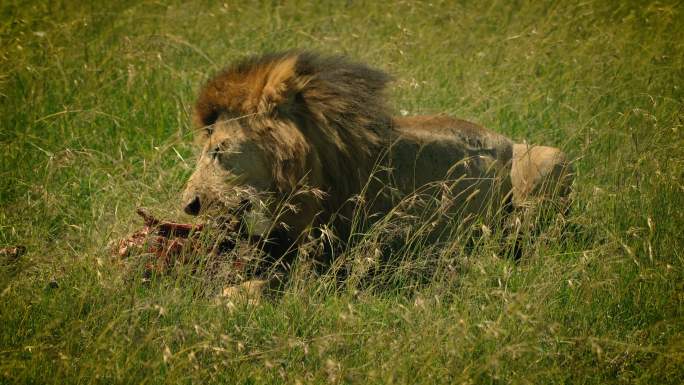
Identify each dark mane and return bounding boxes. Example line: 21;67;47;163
193;51;395;208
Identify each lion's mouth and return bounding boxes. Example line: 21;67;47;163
195;194;274;240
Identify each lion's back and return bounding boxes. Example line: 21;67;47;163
388;115;514;216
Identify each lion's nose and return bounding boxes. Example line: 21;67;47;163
184;196;201;216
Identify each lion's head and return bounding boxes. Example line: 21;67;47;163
182;51;393;241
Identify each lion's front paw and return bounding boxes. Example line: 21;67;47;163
220;279;269;304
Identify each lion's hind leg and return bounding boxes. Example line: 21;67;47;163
506;143;574;259
511;143;574;211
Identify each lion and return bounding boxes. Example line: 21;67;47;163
181;51;573;296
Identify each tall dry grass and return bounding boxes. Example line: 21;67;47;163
1;0;683;383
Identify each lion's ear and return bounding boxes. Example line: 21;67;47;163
257;56;302;114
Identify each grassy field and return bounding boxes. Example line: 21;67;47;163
1;0;683;383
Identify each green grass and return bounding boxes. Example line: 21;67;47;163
1;0;684;383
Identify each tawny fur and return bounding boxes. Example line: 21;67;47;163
183;51;573;246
